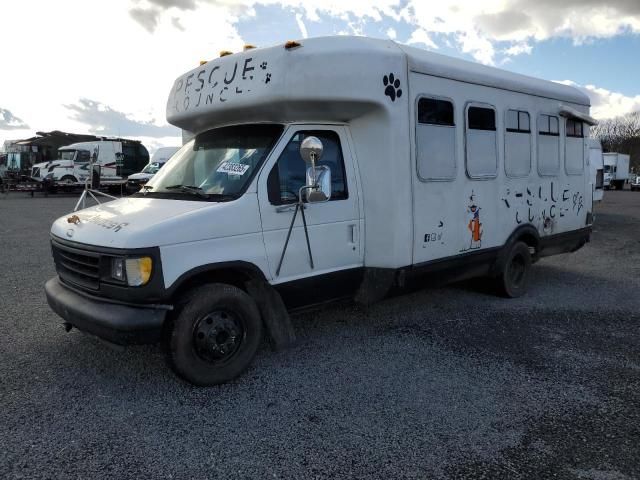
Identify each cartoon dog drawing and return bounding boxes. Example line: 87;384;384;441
467;193;482;249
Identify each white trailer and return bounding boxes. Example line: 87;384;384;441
45;36;595;385
31;139;149;187
603;152;630;190
588;138;604;202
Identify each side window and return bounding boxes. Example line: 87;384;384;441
466;105;497;178
416;97;456;180
267;130;348;205
504;109;531;177
76;150;91;163
565;118;584;175
537;114;560;176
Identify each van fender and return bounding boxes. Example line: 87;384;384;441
491;224;540;276
166;261;295;351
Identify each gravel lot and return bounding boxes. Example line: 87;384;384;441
1;190;639;480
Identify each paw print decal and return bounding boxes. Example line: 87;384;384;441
260;61;268;70
265;73;271;84
383;73;402;102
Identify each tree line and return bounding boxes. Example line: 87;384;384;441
591;111;640;172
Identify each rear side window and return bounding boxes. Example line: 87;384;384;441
468;107;496;131
566;118;584;138
466;105;497;178
505;109;531;177
537;114;560;175
416;97;456;180
565;118;584;175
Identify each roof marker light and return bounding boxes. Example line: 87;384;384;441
219;50;233;57
284;40;302;50
199;60;208;66
244;44;256;51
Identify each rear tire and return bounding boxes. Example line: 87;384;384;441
495;241;531;298
167;283;263;386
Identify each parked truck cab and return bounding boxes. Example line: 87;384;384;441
45;37;594;385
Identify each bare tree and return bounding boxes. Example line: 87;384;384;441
591;111;640;171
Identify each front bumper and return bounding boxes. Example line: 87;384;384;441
45;277;167;345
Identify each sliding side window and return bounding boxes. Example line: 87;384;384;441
416;97;456;180
537;114;560;176
504;109;531;177
565;118;584;175
466;105;497;178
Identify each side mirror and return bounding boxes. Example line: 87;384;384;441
306;166;331;202
299;136;330;202
91;164;101;189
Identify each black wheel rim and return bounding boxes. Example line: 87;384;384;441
192;310;245;364
508;254;526;287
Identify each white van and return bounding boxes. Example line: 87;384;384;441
31;139;149;186
126;146;179;192
45;37;594;385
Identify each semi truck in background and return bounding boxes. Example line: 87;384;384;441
30;139;149;188
588;139;604;202
603;152;630;190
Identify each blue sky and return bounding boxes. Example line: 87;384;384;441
1;0;639;151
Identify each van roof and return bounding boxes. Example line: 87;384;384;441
167;36;590;132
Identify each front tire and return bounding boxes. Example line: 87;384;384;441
495;241;531;298
167;283;263;386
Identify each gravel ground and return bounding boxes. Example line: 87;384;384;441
1;190;639;480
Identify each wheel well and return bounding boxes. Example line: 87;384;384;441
168;264;267;307
517;232;539;257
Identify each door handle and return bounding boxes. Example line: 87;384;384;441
349;224;357;244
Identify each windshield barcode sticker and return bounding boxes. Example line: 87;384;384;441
217;162;250;176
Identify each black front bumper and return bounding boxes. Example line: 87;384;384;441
45;277;167;345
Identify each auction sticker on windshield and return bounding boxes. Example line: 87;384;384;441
217;162;250;176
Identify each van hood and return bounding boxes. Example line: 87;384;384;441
50;196;260;249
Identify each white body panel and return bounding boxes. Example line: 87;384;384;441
588;139;604;202
50;36;593;293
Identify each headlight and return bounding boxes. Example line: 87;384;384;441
109;256;152;286
111;257;125;281
125;257;153;286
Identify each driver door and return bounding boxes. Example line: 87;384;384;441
258;125;362;284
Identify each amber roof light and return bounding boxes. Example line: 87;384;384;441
219;50;233;57
284;40;302;50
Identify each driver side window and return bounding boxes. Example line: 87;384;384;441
267;130;348;205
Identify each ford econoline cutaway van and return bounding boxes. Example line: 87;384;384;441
45;36;595;385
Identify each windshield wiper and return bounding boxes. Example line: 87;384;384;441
165;184;209;199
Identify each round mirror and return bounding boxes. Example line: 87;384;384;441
300;136;323;165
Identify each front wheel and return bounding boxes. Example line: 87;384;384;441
495;241;532;298
167;283;263;386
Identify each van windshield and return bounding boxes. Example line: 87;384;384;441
141;124;283;201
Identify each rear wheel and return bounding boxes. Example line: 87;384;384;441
167;283;263;386
495;241;531;298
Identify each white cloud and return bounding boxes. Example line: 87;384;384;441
554;80;640;119
0;108;29;130
504;42;532;56
386;27;397;40
406;28;438;50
